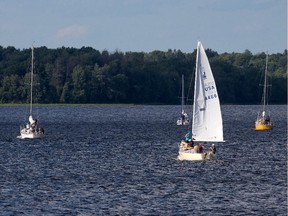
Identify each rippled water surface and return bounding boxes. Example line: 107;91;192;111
0;105;287;215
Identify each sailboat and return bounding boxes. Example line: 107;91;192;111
255;53;273;130
177;74;189;125
17;45;44;139
178;41;224;161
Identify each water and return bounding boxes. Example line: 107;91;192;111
0;105;286;215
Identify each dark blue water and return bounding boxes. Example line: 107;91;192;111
0;105;286;215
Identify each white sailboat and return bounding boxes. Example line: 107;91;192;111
255;53;273;130
17;45;44;139
178;41;224;161
177;74;189;125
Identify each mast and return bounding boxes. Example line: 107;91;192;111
262;53;268;113
29;45;34;116
192;41;200;135
181;74;184;113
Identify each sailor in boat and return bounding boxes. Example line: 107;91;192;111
198;144;203;153
184;139;194;150
209;144;216;154
187;139;194;148
183;131;191;142
188;143;203;154
181;113;185;123
180;132;193;150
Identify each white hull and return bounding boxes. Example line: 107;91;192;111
18;128;44;139
178;150;215;161
178;140;215;161
178;151;205;160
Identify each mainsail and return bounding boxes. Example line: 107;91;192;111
192;41;223;142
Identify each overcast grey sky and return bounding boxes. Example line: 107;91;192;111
0;0;286;53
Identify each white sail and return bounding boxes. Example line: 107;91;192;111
192;41;223;142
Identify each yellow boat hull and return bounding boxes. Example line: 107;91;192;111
255;124;273;130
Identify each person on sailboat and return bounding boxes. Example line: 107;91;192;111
187;139;194;148
183;131;191;142
209;144;216;154
198;144;203;153
181;113;185;123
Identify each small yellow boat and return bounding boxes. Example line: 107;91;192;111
255;53;273;131
255;115;273;130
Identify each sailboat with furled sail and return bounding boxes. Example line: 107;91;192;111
255;53;273;130
178;41;224;161
17;45;44;139
177;74;189;125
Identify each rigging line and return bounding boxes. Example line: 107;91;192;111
186;67;195;105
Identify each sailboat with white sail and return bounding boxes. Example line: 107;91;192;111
17;45;44;139
255;53;273;130
178;41;224;161
177;74;189;125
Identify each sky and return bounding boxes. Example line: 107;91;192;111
0;0;286;54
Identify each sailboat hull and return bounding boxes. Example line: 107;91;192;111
178;151;205;160
255;124;273;130
18;127;44;139
178;151;215;161
178;141;215;161
18;131;44;139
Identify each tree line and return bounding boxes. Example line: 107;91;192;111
0;45;286;104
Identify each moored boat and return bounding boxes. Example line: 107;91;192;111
255;53;273;131
17;45;44;139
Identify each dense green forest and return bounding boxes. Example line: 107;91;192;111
0;45;286;104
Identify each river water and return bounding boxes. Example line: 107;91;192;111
0;105;286;215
